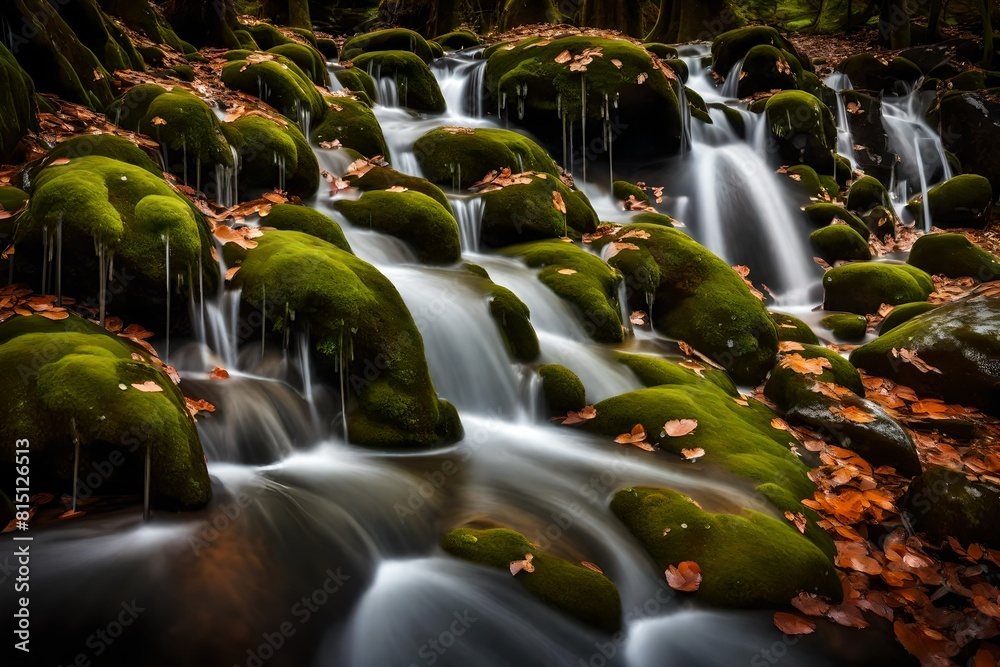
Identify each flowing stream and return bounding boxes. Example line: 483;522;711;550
3;45;931;667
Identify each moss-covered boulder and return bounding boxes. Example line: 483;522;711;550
234;29;259;51
616;352;739;397
352;51;446;113
100;0;193;54
502;240;623;344
434;30;482;51
261;203;351;251
484;36;683;161
0;316;211;509
335;67;378;106
612;180;648;205
538;364;585;414
414;127;559;190
0;42;38;164
878;301;938;334
611;487;840;607
595;224;777;385
851;293;1000;415
737;44;802;97
317;37;339;60
222;53;326;124
489;285;539;363
442;527;621;632
836;54;921;93
785;165;838;200
233;230;461;447
764;91;838;174
335;189;461;264
820;313;868;341
770;312;819;345
907;232;1000;280
712;26;810;78
822;262;932;315
810;225;871;264
481;174;598;247
41;134;161;177
0;186;28;216
803;203;869;238
244;23;293;50
345;166;452;213
939;89;1000;192
629;211;675;227
312;96;389;159
902;467;1000;548
341;28;435;63
225;114;319;198
905;174;993;229
267;43;329;87
644;43;678;59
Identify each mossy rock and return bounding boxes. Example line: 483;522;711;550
481;174;598;247
287;28;317;47
861;204;899;242
221;53;326;123
0;315;211;509
612;180;648;204
312;97;389;159
434;30;482;51
268;43;330;87
611;487;840;607
850;293;1000;415
489;284;539;363
345;166;452;212
737;44;802;97
100;0;191;53
42;134;161;177
939;89;1000;193
907;233;1000;280
764;343;863;411
414;126;559;190
317;38;339;60
712;26;810;77
234;29;259;51
352;51;446;113
341;28;435;64
902;467;1000;548
770;312;819;345
260;203;350;251
167;64;196;82
222;49;254;62
764;91;838;174
616;352;739;397
905;174;993;229
947;70;1000;91
335;68;378;106
846;175;892;215
809;224;871;264
0;42;38;163
484;36;682;161
836;54;921;93
429;41;445;59
820;313;868;342
785;165;835;199
335;189;461;264
643;43;678;59
538;364;585;414
233;230;461;447
138;45;167;66
0;186;28;215
225;114;319;198
501;240;623;344
441;527;621;632
245;23;293;50
803;203;869;238
878;302;938;334
594;224;777;385
822;263;932;315
629;211;674;227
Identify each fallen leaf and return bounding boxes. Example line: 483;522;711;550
209;367;230;380
581;561;604;574
224;266;240;281
611;59;623;69
780;353;833;375
510;552;535;575
185;397;216;419
664;419;698;437
774;612;816;635
561;405;597;425
553;191;567;214
681;447;705;461
629;310;647;325
837;405;876;423
784;511;808;533
131;381;163;393
557;268;577;275
665;561;701;592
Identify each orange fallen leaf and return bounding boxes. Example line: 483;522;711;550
557;268;577;275
561;405;597;425
209;367;230;380
510;552;534;575
580;561;604;574
774;612;816;635
780;353;832;375
784;511;808;533
681;447;705;461
552;191;567;215
837;405;876;423
131;381;163;393
664;419;698;437
665;561;701;592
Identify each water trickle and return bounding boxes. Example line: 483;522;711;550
826;72;858;169
580;77;587;181
164;233;171;361
451;195;484;252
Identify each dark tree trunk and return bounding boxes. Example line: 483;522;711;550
376;0;463;37
163;0;240;48
878;0;911;48
983;0;995;67
579;0;644;37
645;0;742;43
260;0;312;28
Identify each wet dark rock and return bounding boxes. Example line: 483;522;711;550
905;174;993;229
903;467;1000;548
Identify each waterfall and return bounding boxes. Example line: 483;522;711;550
451;195;484;252
826;72;859;170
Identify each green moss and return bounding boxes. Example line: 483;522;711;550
595;224;777;385
335;68;377;106
222;53;326;121
616;352;738;396
629;211;675;227
712;26;810;77
538;364;585;414
489;285;539;363
903;467;1000;548
346;166;452;213
0;316;210;509
908;232;1000;280
502;240;624;344
434;30;482;51
822;262;932;315
268;43;330;87
312;96;389;159
770;312;819;345
341;28;435;64
223;49;254;62
233;230;461;448
42;134;161;177
481;174;598;247
643;43;678;59
820;313;868;341
764;343;863;411
803;203;869;237
245;23;293;50
878;301;938;334
352;51;446;113
0;187;28;215
611;487;840;607
612;180;648;204
414;126;559;190
809;224;871;264
764;91;838;173
168;64;196;82
261;203;351;251
225;114;319;198
0;42;38;163
441;527;621;632
737;44;802;97
234;29;259;50
906;174;993;229
335;190;460;264
846;175;892;215
837;54;920;93
317;38;339;60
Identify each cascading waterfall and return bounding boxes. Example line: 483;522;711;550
451;195;485;252
826;71;859;169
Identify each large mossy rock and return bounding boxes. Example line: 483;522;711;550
836;54;921;93
0;42;38;164
851;293;1000;416
232;230;461;448
334;67;378;106
611;487;840;607
616;352;738;396
41;134;162;177
335;189;461;264
822;262;932;315
905;174;993;229
267;43;330;87
481;173;598;247
820;313;868;341
810;225;871;264
902;467;1000;548
907;233;1000;280
878;302;938;334
262;203;351;251
939;89;1000;192
442;527;621;632
770;312;819;345
538;364;585;414
224;114;319;199
804;203;870;238
345;166;451;212
484;36;683;161
712;26;810;78
341;28;435;63
764;91;838;174
501;240;624;344
0;316;211;509
736;44;803;97
222;53;326;125
352;51;446;113
595;224;778;385
312;96;390;159
414;126;559;190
